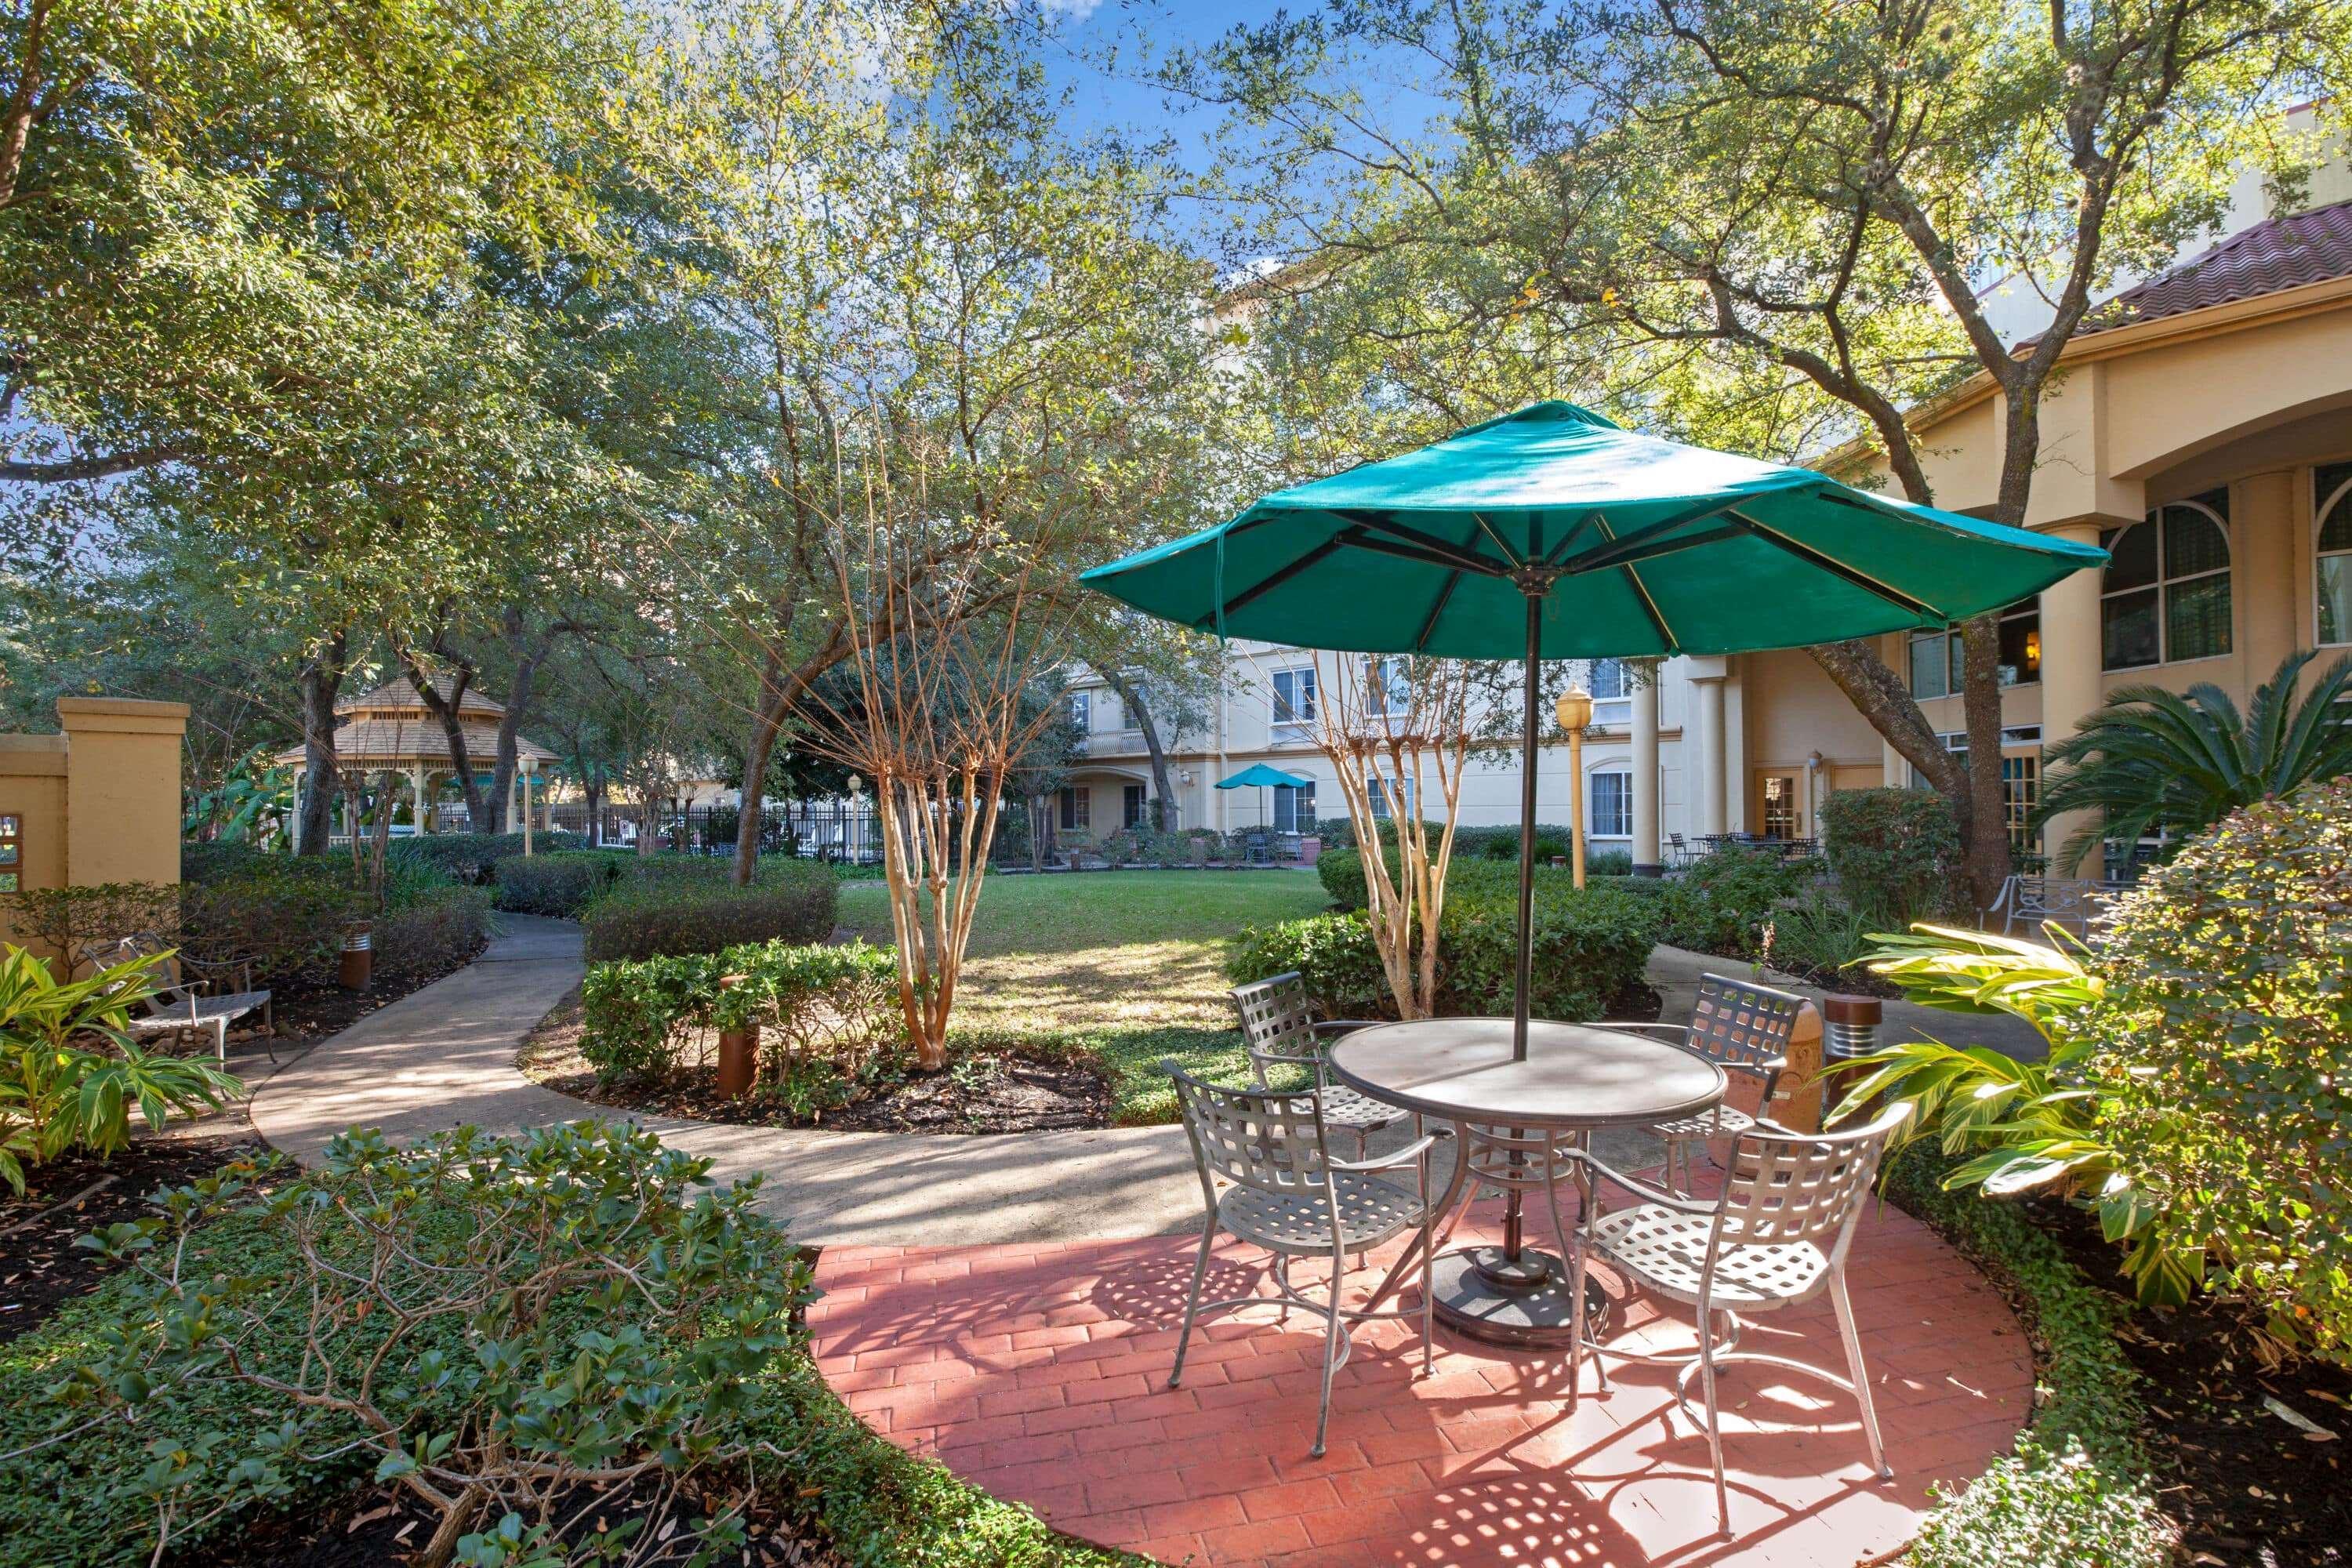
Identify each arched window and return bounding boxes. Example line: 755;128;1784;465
2101;490;2231;670
2318;461;2352;646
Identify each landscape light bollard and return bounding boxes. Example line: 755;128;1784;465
1823;995;1884;1062
339;921;373;991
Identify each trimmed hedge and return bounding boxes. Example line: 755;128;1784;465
579;859;838;962
1229;880;1659;1022
579;938;899;1089
1319;845;1648;913
1820;787;1965;927
1886;1149;2169;1568
370;884;493;980
488;850;630;916
385;830;586;884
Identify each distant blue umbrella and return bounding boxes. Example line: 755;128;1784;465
1216;763;1314;829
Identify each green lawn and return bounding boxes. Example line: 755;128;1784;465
837;870;1330;1123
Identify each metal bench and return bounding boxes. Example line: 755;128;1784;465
79;933;273;1065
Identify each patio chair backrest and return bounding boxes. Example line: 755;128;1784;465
1688;973;1804;1084
78;933;187;1000
1231;971;1327;1077
1165;1060;1331;1203
1715;1104;1911;1262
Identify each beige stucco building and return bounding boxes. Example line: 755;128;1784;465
1085;140;2352;873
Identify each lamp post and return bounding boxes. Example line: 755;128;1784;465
1554;686;1592;889
521;755;538;857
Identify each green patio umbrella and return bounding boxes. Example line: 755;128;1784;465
1084;401;2105;1059
1215;762;1314;831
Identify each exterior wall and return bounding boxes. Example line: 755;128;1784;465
0;699;190;958
1746;274;2352;866
1060;649;1722;855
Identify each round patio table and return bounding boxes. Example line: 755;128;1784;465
1328;1017;1725;1348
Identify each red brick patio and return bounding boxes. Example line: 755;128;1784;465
809;1193;2031;1566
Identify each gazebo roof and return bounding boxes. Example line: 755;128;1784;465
336;675;506;718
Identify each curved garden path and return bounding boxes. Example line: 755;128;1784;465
249;913;2038;1568
249;914;1202;1247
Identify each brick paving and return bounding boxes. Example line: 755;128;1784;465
809;1192;2032;1566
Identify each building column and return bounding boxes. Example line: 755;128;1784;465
1630;662;1662;875
1688;660;1729;837
2234;470;2297;685
2037;520;2111;872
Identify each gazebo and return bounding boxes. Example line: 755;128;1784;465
276;677;556;844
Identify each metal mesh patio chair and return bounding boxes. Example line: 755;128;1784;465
1589;973;1801;1194
1229;972;1400;1157
79;933;274;1066
1163;1058;1438;1457
1565;1104;1915;1535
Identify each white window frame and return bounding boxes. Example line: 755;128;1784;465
1121;782;1147;829
1588;768;1632;838
1586;659;1632;728
1366;775;1414;819
1273;781;1317;833
1069;691;1091;731
2101;497;2232;670
1271;666;1317;734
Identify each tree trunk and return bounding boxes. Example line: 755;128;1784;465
296;631;348;855
734;702;784;885
398;646;489;828
1956;613;2015;909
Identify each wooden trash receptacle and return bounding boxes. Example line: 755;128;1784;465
717;1027;758;1099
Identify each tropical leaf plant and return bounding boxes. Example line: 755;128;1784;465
1827;924;2202;1306
0;946;244;1194
2034;648;2352;873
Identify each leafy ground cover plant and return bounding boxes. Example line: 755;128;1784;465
58;1123;811;1568
1886;1150;2171;1568
0;945;241;1193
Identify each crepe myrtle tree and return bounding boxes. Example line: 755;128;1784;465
1299;650;1489;1019
1173;0;2344;909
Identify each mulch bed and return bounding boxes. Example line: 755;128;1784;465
523;987;1117;1134
553;1047;1116;1135
2034;1198;2352;1567
0;1126;270;1343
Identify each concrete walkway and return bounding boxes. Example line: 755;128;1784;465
249;917;2043;1250
249;915;1204;1247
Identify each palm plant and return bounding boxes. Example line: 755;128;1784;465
0;946;243;1193
1827;924;2201;1306
2034;648;2352;873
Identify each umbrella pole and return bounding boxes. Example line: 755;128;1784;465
1513;592;1541;1062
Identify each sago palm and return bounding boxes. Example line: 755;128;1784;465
2034;648;2352;873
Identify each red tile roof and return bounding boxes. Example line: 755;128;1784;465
2076;196;2352;336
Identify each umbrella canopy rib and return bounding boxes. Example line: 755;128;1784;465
1731;511;1947;621
1338;510;1512;574
1197;534;1348;629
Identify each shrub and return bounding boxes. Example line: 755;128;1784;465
371;885;493;981
579;938;900;1092
1229;882;1658;1023
580;861;837;962
179;862;368;989
1655;844;1811;959
1318;843;1640;913
0;881;180;961
1757;885;1874;983
385;830;586;885
486;851;622;916
177;841;285;885
60;1123;812;1568
1820;787;1965;927
2085;779;2352;1361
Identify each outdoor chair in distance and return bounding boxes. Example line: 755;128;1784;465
1588;973;1801;1195
1163;1059;1439;1457
1565;1104;1915;1536
1230;971;1399;1158
78;933;273;1067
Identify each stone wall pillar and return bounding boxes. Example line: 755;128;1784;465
58;699;189;889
